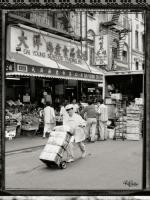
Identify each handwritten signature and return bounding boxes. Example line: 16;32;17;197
123;180;138;187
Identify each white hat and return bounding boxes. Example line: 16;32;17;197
65;104;74;110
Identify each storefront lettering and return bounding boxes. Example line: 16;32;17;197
54;44;61;56
40;68;43;73
70;48;75;59
32;67;35;72
33;51;46;58
69;72;72;76
56;70;59;75
77;59;82;64
46;41;54;54
47;54;53;59
33;34;42;50
62;71;66;76
9;65;13;71
63;46;69;57
17;30;29;49
48;69;51;74
23;49;31;55
76;49;82;59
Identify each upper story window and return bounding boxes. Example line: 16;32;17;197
122;44;128;62
142;63;144;70
112;39;119;59
87;29;95;65
135;30;139;50
89;47;95;65
136;61;139;70
87;11;96;18
135;13;138;19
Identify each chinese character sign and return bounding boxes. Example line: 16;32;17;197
95;34;108;65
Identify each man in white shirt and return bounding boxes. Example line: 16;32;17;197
64;104;86;162
72;99;79;113
43;102;56;138
97;99;108;141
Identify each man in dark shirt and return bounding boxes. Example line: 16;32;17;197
81;100;97;142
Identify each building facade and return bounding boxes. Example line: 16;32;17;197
6;10;104;105
5;10;145;104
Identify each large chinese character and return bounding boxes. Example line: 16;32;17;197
33;34;42;50
17;30;29;49
54;44;61;56
63;45;69;57
82;51;88;61
46;41;54;55
76;49;82;59
70;48;75;58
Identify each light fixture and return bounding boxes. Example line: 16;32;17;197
6;77;20;80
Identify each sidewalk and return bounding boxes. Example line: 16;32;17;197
5;135;47;153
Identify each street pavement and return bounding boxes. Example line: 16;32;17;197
5;137;143;190
6;135;47;153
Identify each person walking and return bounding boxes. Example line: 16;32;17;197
97;99;108;141
60;101;69;125
81;100;97;142
72;99;79;113
43;102;56;138
64;104;86;162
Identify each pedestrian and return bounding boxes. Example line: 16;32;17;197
43;102;56;138
64;104;86;162
60;101;69;125
95;100;101;140
81;99;97;142
72;99;79;113
97;99;108;141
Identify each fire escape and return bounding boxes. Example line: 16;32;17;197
101;12;131;71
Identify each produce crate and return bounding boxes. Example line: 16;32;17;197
126;134;140;141
5;125;17;140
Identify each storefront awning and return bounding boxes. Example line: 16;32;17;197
6;52;103;82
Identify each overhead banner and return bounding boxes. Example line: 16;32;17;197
7;25;88;65
6;61;103;82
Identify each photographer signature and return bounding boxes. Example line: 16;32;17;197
123;180;138;187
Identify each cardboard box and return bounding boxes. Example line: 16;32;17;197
47;136;69;149
135;98;143;105
126;134;140;141
42;144;65;157
111;93;122;100
107;128;115;139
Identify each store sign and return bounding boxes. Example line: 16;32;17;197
17;64;27;72
6;62;102;81
9;26;87;65
95;35;108;65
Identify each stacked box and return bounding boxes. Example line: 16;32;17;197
40;130;71;166
115;119;126;137
126;106;141;140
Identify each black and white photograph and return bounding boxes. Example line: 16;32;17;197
0;197;149;200
4;10;144;190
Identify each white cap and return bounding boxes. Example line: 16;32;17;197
65;104;74;110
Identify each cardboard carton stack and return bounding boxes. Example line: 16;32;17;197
115;115;126;139
126;106;141;140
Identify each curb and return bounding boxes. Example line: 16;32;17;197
6;145;45;156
